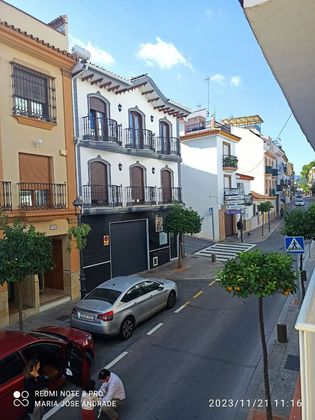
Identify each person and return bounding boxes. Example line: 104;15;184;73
97;369;125;420
24;358;46;420
237;219;243;240
81;380;99;419
280;208;284;218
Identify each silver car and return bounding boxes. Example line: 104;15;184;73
70;276;177;339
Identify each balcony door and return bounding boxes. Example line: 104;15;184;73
161;169;172;203
129;111;143;147
160;121;170;154
89;97;107;140
90;161;108;205
130;165;144;204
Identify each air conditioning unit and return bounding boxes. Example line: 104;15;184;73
152;256;158;267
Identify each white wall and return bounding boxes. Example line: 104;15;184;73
233;126;265;195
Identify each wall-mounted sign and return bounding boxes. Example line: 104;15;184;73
155;216;163;232
159;232;168;245
103;235;110;246
49;224;57;231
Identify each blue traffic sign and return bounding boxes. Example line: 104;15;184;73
284;236;304;254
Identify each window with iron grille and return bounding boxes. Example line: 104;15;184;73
11;63;56;122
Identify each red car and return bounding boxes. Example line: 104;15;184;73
0;326;95;420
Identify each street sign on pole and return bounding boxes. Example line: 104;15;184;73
284;236;304;254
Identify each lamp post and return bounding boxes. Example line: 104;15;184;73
72;196;87;299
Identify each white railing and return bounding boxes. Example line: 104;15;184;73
296;262;315;420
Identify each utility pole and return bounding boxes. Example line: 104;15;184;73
205;76;210;117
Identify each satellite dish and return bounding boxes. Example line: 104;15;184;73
71;45;91;62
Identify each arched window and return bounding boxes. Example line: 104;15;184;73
89;97;107;140
89;161;109;205
130;165;144;204
129;110;143;147
160;169;173;203
159;121;171;154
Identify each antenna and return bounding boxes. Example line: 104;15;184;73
204;76;210;117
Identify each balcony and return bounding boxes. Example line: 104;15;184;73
125;129;155;151
17;183;66;210
126;186;156;206
272;168;278;176
81;184;122;207
265;165;273;175
222;155;238;171
0;181;12;211
156;137;180;156
157;187;182;204
82;116;122;144
270;188;276;196
185;122;206;133
276;184;283;192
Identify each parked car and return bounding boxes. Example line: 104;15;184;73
71;276;177;339
295;198;305;206
0;327;94;420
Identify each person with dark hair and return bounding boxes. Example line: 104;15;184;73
237;219;243;240
81;380;98;419
24;358;46;420
97;369;125;420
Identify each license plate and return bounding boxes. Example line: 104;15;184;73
78;312;94;320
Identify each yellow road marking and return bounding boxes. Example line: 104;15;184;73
174;301;190;313
209;280;218;287
193;291;203;299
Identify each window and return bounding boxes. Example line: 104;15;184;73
0;353;24;385
12;63;56;122
142;281;160;294
121;283;145;302
85;288;121;304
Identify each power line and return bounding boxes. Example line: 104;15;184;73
275;113;292;141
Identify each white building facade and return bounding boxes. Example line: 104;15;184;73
72;62;190;290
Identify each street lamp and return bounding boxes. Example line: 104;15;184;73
72;196;86;299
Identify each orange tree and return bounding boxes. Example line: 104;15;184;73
218;249;297;420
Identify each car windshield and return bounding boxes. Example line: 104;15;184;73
85;288;121;304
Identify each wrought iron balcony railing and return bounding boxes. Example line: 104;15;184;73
17;182;66;210
156;137;180;155
223;155;238;170
126;186;156;206
82;116;122;144
81;184;122;207
125;129;155;151
185;122;206;133
0;181;12;211
265;166;273;174
157;187;182;204
272;168;278;176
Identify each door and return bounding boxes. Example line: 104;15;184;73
161;169;172;203
120;282;150;324
111;220;148;277
129;111;143;147
90;161;108;205
0;353;25;420
44;239;63;290
224;213;234;236
142;280;166;314
130;166;144;204
160;121;170;153
89;97;107;140
65;343;90;387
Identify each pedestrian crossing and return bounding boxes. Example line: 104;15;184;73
194;242;256;262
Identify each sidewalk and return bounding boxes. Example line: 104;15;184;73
225;217;284;244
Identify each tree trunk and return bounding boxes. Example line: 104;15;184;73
177;233;182;268
258;297;272;419
261;213;264;236
17;282;24;331
268;210;270;232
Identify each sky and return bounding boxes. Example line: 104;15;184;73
6;0;314;173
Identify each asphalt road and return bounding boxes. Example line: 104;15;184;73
48;218;295;420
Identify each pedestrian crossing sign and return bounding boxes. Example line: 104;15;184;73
284;236;304;254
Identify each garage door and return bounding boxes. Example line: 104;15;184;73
110;220;148;277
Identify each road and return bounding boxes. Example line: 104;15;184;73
48;217;295;420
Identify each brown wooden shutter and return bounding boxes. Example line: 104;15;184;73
19;153;51;183
90;161;107;185
90;97;106;113
161;169;172;203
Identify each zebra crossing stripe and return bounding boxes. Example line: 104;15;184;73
194;242;256;262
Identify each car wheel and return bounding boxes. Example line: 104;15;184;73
120;317;135;340
166;290;176;309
